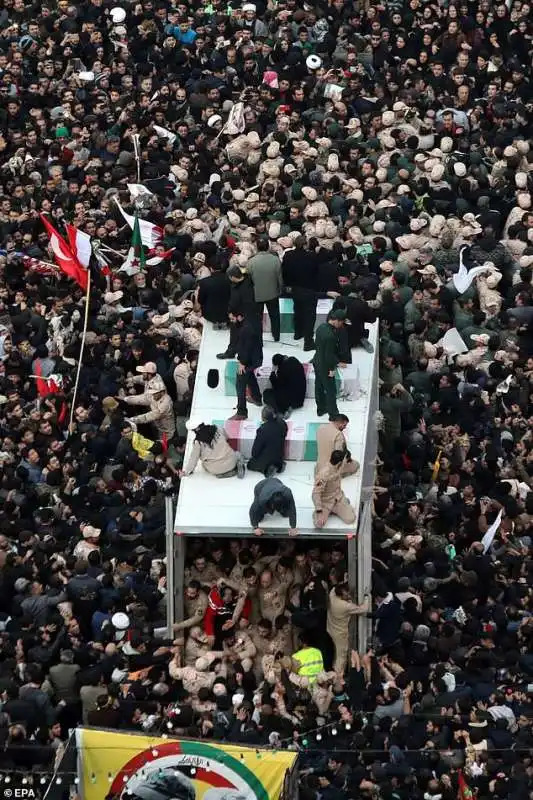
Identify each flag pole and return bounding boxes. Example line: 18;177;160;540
68;272;91;430
132;134;141;183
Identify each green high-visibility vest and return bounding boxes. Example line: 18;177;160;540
292;647;324;684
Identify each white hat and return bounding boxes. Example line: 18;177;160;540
242;2;256;10
266;141;280;158
440;136;453;153
227;211;240;226
345;118;360;130
185;208;198;220
516;172;528;189
83;525;101;540
209;173;221;186
104;290;123;304
78;71;95;82
417;264;437;276
429;215;446;237
246;131;261;148
112;612;130;630
410;217;428;232
206;114;222;128
430;164;445;182
186;417;203;431
269;222;281;239
327;153;339;172
232;692;245;707
306;54;322;70
382;110;395;127
381;134;396;150
262;161;280;178
110;6;126;23
152;313;170;326
463;212;482;231
302;186;318;201
519;253;533;267
519;192;532;210
136;361;157;374
454;162;467;177
172;166;188;182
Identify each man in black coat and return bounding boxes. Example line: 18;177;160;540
282;236;320;350
228;308;263;420
217;266;259;359
263;353;306;415
332;286;376;360
197;263;231;326
247;405;288;476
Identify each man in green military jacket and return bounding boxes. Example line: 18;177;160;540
312;309;347;419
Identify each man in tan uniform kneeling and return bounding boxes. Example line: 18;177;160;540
315;414;359;476
312;449;356;529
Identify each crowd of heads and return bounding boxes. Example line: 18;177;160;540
0;0;533;796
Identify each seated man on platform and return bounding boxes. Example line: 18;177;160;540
263;353;306;417
247;406;288;477
180;419;245;479
312;449;356;529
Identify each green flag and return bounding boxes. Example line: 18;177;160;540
131;214;146;271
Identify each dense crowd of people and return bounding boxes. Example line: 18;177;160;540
0;0;533;797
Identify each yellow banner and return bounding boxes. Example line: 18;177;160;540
76;729;297;800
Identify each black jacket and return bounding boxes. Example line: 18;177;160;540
251;417;288;471
198;271;231;323
236;320;263;369
228;276;257;320
335;295;378;341
282;248;319;290
249;477;297;528
374;598;403;647
66;574;102;603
